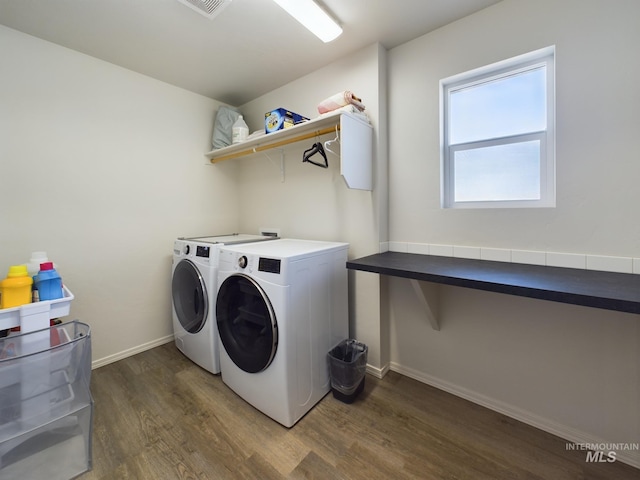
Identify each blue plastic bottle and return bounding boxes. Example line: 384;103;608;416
35;262;63;301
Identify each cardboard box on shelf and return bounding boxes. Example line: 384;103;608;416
265;108;309;133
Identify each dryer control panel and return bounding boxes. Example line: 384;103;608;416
258;257;281;274
236;255;280;274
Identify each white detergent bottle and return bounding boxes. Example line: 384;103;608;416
27;252;49;277
232;115;249;144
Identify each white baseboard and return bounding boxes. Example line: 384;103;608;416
91;334;174;369
389;362;640;469
366;362;390;379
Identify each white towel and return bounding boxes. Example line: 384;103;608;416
317;104;370;124
317;91;365;114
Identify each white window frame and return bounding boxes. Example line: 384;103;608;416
440;46;556;209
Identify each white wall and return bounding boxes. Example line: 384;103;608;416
232;43;389;370
235;43;384;255
387;0;639;466
0;26;239;364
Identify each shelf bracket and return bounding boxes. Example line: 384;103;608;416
409;279;440;331
259;148;285;183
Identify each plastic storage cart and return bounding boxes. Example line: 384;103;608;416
0;320;92;479
328;339;368;404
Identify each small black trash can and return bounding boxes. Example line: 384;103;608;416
327;339;368;404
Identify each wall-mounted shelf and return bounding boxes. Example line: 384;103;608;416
205;110;373;190
347;252;640;330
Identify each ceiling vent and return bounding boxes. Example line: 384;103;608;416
176;0;232;20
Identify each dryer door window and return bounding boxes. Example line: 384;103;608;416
216;274;278;373
172;259;208;334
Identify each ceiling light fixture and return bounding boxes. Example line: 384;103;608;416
272;0;342;43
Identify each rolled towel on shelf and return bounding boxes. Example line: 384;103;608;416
317;91;365;114
317;104;371;124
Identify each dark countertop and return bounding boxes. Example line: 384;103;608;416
347;252;640;315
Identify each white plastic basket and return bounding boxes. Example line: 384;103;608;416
0;286;74;333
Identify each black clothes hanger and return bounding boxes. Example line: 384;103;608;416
302;142;329;168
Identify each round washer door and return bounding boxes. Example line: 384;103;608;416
172;259;208;334
216;274;278;373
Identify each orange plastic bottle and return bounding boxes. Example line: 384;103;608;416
0;265;33;309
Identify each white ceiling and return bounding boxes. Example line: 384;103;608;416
0;0;501;105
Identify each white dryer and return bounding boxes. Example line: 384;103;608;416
171;234;275;374
215;239;349;427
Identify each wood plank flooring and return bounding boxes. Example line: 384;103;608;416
78;343;639;479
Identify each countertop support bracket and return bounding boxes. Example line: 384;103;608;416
409;279;440;331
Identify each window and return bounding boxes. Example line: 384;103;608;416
441;47;555;208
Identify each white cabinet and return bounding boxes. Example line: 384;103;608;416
205;110;373;191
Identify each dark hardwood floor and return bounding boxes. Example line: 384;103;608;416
79;343;639;479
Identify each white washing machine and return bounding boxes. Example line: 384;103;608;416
171;234;276;374
215;239;349;427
